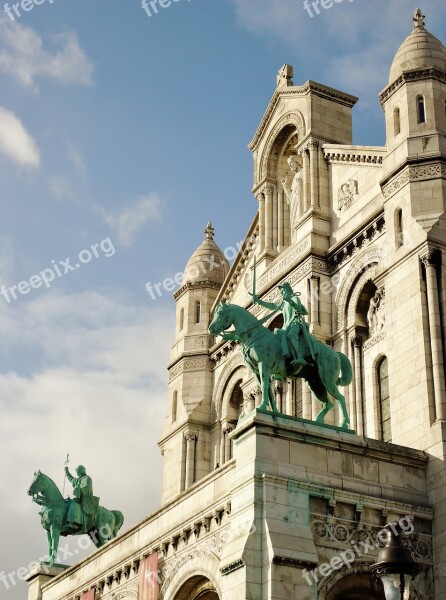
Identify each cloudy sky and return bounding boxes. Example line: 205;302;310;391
1;0;445;597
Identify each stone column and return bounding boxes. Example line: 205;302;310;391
422;253;446;421
277;191;284;251
309;276;320;327
302;381;312;420
274;382;284;414
309;141;320;209
302;148;311;214
225;426;234;461
352;336;364;435
256;192;265;254
264;184;274;253
184;431;197;489
220;427;226;465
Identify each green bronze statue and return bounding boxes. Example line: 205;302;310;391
28;465;124;565
209;280;352;429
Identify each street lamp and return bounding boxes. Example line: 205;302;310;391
370;523;421;600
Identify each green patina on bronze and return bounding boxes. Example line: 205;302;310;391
209;281;352;429
27;466;124;565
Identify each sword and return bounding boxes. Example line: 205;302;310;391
62;453;69;496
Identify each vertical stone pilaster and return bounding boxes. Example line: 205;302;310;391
352;336;364;435
256;192;265;254
184;431;197;489
302;382;312;420
421;252;446;421
309;141;320;209
302;148;311;213
309;276;320;328
277;190;284;251
264;184;274;253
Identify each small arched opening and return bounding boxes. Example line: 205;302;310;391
325;572;384;600
174;575;219;600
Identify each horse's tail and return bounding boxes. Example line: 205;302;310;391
111;510;124;537
336;352;353;386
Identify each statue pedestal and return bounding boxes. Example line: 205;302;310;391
25;564;69;600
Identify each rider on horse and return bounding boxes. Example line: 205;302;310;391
65;465;99;532
251;282;316;367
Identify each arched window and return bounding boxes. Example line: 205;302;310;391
172;391;178;423
393;107;401;135
378;357;391;442
395;208;404;248
195;301;201;324
417;95;426;124
179;307;184;331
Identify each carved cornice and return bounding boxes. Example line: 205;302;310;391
272;557;317;569
380;68;446;105
363;331;386;351
382;163;446;200
174;280;222;301
220;559;244;575
311;515;433;563
329;215;385;272
323;145;386;165
169;358;213;381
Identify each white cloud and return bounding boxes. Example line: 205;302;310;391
49;176;75;200
100;194;162;247
0;107;40;167
230;0;446;101
68;145;87;177
0;291;174;599
0;19;94;91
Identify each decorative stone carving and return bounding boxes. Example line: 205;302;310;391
367;287;385;336
281;154;303;238
338;178;358;211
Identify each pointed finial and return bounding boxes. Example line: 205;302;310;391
413;8;425;29
205;222;214;240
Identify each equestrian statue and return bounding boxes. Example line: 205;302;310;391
209;269;352;429
28;461;124;565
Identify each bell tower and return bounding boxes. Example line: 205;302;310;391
159;223;229;504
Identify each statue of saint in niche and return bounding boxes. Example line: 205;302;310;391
281;155;303;241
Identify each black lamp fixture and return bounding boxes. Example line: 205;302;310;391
370;523;421;600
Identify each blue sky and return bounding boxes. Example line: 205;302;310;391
1;0;445;597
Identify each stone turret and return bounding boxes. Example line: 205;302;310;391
159;224;229;504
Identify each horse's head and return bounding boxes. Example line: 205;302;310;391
209;303;233;335
28;470;44;497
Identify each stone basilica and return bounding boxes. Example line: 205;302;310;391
28;9;446;600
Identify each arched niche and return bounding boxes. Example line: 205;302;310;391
319;564;384;600
258;111;306;182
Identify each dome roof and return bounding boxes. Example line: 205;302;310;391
389;9;446;84
182;223;230;286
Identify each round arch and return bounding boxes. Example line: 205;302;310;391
335;247;384;331
220;365;248;421
258;111;306;181
161;551;222;600
318;564;384;600
213;355;248;420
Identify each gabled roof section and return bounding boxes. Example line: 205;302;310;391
248;80;358;153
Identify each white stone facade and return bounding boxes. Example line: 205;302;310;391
28;10;446;600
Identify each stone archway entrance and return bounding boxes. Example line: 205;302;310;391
174;575;219;600
325;572;385;600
